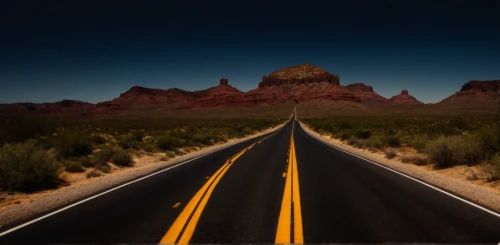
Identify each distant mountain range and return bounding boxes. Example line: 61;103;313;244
1;64;499;116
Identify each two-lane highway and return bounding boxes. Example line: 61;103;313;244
1;117;500;244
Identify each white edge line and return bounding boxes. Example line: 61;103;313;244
298;121;500;219
0;127;282;237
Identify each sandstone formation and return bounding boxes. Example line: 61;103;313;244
113;86;195;105
346;83;374;92
460;80;500;92
437;80;500;109
389;90;424;105
7;64;479;117
259;64;339;88
220;78;229;86
346;83;390;104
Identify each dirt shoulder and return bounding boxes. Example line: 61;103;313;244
0;123;285;229
299;122;500;214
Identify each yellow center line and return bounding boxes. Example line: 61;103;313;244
291;139;304;243
160;130;279;244
275;121;303;244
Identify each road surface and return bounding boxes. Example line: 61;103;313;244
1;118;500;244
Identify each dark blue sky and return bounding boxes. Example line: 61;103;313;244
1;0;499;104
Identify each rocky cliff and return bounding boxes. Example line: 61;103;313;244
346;83;390;104
259;64;340;88
0;64;438;116
389;90;424;105
437;80;499;109
460;80;500;92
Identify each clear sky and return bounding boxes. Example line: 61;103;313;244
1;0;499;104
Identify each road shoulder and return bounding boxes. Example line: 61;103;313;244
299;121;500;214
0;123;285;229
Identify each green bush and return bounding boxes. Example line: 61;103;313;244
460;136;483;166
37;137;55;150
339;131;353;141
86;170;102;178
94;163;111;173
408;136;428;153
166;151;176;158
55;131;93;158
382;135;401;148
426;136;455;168
132;131;145;142
92;135;107;144
93;146;115;164
190;133;212;146
241;126;254;135
483;154;500;181
0;140;61;192
79;156;95;168
63;160;85;173
355;130;371;140
385;148;397;159
157;136;183;151
426;135;484;168
117;135;139;150
477;128;500;158
144;143;156;152
111;148;134;167
347;138;364;148
401;154;428;166
365;136;384;149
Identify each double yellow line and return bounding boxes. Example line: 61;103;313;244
275;121;303;244
160;131;277;244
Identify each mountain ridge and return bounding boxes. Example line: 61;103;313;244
1;64;498;116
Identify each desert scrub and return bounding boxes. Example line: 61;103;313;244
157;136;184;151
401;154;428;166
144;143;157;153
482;154;500;181
426;135;484;168
94;163;111;173
384;148;397;159
111;148;134;167
86;169;102;178
381;135;401;148
117;135;140;150
54;130;93;158
347;138;364;148
93;146;115;164
63;159;85;173
0;140;61;192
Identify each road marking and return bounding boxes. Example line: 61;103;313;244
172;202;181;208
275;121;303;244
0;127;282;238
205;176;210;179
178;157;235;244
282;172;287;178
300;122;500;220
291;137;304;244
160;144;254;244
160;129;280;244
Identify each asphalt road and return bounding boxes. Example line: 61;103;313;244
1;118;500;244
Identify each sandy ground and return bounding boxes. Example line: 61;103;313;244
0;123;285;229
300;122;500;214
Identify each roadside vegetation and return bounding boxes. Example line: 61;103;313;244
0;116;281;193
302;115;500;181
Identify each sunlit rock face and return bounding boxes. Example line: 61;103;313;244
258;64;340;88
